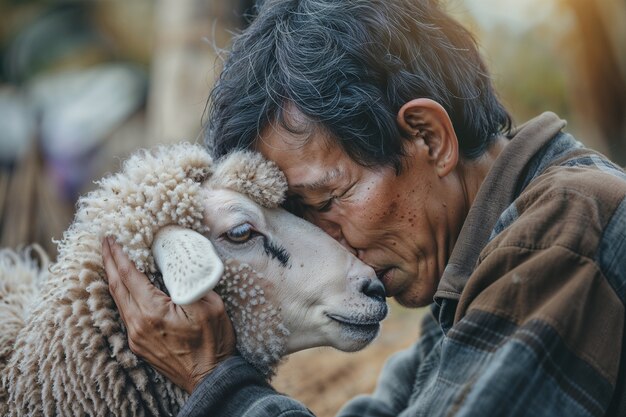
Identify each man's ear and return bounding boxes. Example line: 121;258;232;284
396;98;459;177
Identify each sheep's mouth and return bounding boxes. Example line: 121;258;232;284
325;308;387;350
326;313;383;332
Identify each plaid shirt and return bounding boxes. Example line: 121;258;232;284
179;113;626;417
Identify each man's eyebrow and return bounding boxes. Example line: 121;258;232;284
291;168;343;191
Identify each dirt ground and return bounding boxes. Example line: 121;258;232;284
272;303;427;417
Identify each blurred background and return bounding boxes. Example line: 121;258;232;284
0;1;624;416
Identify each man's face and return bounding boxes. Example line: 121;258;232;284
257;119;462;308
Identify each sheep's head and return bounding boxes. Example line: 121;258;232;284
71;144;387;378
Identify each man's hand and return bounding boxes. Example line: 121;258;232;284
101;236;236;394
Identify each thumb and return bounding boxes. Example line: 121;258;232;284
179;290;227;319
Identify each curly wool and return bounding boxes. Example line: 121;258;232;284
0;143;289;417
0;246;48;374
210;150;287;208
216;261;290;373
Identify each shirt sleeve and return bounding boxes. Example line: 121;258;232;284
337;312;441;417
177;356;314;417
335;343;419;417
178;313;438;417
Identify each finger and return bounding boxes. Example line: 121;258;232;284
102;237;130;300
106;237;164;305
202;291;226;309
102;237;137;322
106;237;136;284
188;291;227;318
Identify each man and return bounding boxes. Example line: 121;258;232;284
102;0;626;415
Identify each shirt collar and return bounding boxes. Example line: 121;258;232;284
434;112;567;303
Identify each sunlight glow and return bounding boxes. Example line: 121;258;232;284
462;0;559;33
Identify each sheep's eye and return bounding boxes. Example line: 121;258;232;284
225;223;256;243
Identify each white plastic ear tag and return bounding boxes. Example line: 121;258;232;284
152;225;224;305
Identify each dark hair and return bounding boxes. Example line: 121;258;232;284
207;0;512;170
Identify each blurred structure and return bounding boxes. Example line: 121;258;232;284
0;3;149;255
0;1;251;257
459;0;626;164
560;0;626;162
146;0;242;145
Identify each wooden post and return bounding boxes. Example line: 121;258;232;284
146;0;242;147
562;0;626;163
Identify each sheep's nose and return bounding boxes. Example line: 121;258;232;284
360;279;386;302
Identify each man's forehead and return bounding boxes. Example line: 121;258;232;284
255;105;315;148
255;102;338;152
257;126;336;173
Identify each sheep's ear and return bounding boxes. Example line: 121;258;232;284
152;225;224;305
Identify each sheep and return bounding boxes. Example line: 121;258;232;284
0;246;49;371
0;143;388;417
